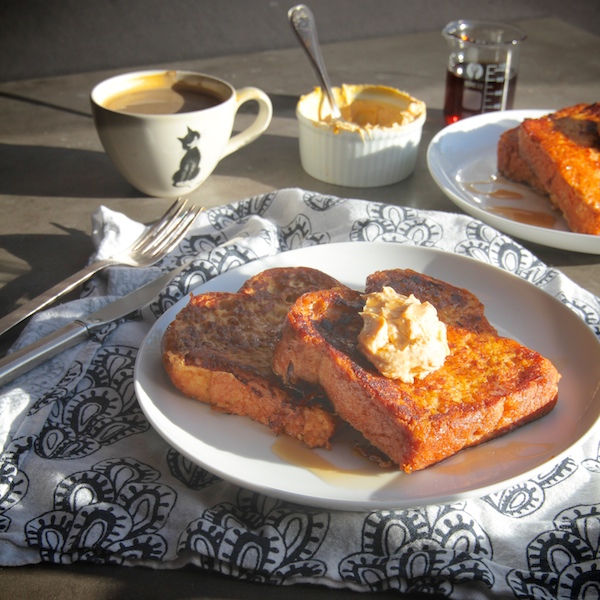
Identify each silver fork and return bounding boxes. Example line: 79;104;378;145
0;198;202;338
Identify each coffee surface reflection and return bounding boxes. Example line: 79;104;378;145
103;81;222;115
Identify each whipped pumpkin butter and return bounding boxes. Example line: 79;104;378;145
299;84;426;135
358;286;450;383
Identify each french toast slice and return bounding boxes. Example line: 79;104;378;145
498;103;600;234
518;103;600;234
497;126;546;194
162;267;344;448
272;269;560;472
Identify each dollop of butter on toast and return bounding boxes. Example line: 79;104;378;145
358;286;449;382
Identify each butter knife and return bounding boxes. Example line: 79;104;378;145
0;262;189;386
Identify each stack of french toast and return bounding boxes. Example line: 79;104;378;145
162;266;560;473
497;102;600;235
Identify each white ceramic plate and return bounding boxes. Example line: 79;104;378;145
427;110;600;255
134;242;600;510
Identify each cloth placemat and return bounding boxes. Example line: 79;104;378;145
1;188;599;598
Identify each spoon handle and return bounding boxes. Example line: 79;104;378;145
288;4;342;120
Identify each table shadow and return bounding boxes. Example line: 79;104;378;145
0;143;142;198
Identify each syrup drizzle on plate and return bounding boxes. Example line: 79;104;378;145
464;177;558;229
488;206;557;228
273;433;554;483
271;434;398;488
465;180;524;201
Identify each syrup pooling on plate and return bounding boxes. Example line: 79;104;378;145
465;179;524;200
272;432;399;489
462;176;559;229
488;206;558;228
273;430;555;483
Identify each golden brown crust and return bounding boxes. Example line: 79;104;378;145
498;103;600;235
272;271;560;472
162;267;343;448
497;127;546;194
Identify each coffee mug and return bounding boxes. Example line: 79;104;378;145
90;70;273;197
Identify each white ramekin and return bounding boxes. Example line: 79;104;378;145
296;85;426;187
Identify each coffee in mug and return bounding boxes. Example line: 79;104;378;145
90;70;273;197
101;73;222;114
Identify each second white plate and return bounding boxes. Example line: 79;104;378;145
427;110;600;254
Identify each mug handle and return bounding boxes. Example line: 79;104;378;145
221;87;273;158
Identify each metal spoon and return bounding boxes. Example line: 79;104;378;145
288;4;342;120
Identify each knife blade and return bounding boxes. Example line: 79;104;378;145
0;262;190;386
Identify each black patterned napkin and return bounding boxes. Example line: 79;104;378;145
1;188;599;598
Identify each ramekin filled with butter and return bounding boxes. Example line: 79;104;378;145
296;84;426;187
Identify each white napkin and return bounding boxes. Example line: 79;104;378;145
1;188;598;599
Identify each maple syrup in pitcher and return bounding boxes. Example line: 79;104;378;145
444;65;517;124
442;20;526;124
